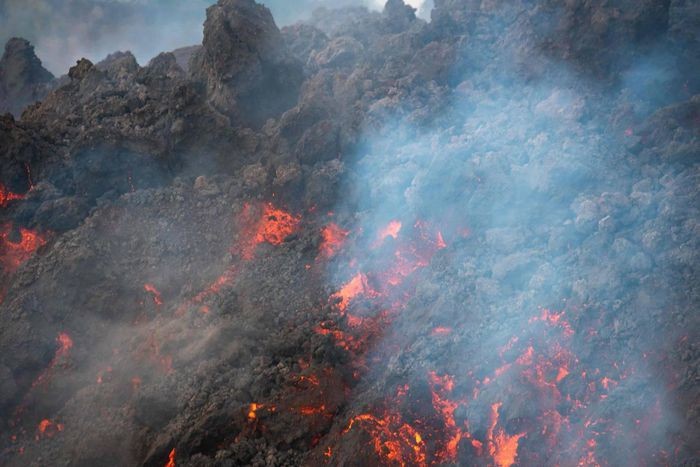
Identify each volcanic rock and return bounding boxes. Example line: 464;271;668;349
189;0;304;127
0;38;54;117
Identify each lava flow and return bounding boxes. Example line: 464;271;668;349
238;202;300;260
164;448;176;467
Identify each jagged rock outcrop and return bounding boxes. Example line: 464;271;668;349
189;0;304;127
0;38;54;116
171;45;202;74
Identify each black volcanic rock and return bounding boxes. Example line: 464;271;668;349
0;38;54;117
189;0;304;127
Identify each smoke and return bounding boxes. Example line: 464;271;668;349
0;0;431;75
321;4;691;464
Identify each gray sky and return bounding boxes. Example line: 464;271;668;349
0;0;431;75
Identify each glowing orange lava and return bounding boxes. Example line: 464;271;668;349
0;184;24;207
36;419;64;440
165;448;176;467
247;403;275;421
238;202;300;260
428;372;465;463
31;332;73;389
487;403;526;467
144;283;164;306
377;220;402;243
0;224;47;273
330;273;378;313
344;411;427;467
319;223;349;259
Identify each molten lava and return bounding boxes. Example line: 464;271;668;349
165;448;176;467
319;223;349;259
330;273;378;313
430;326;453;337
247;403;276;421
238;202;300;260
0;184;24;207
487;403;526;467
344;411;427;467
0;223;48;273
377;220;402;243
35;419;64;440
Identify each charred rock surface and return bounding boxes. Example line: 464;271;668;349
0;0;698;466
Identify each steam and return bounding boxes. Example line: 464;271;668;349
322;6;690;464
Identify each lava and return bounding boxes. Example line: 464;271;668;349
344;411;427;467
165;448;176;467
247;403;275;421
35;419;64;441
31;332;74;388
144;283;164;306
137;331;174;375
427;372;465;463
318;223;349;259
0;184;24;207
330;273;378;313
377;220;402;243
487;403;526;467
0;223;48;273
238;202;300;260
